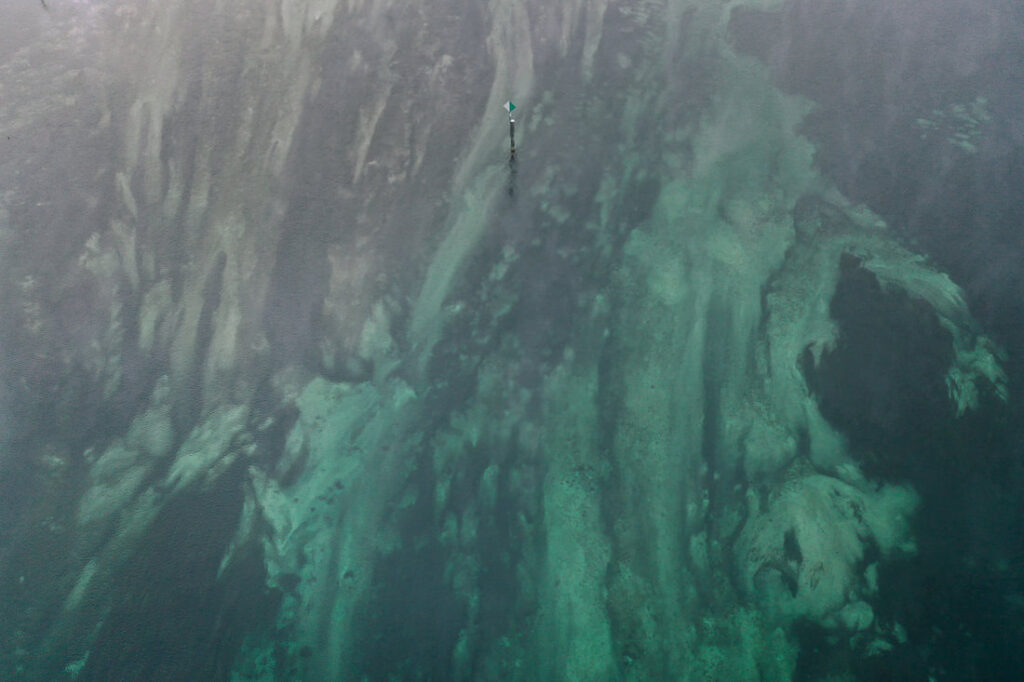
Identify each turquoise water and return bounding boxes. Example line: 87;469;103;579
0;0;1021;679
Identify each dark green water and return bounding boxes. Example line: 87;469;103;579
0;0;1021;679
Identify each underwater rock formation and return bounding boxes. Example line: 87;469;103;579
0;0;1010;679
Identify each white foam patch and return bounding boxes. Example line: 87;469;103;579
736;474;918;628
77;444;150;526
165;404;248;494
859;234;1008;415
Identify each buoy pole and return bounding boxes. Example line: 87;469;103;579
509;115;516;158
504;101;517;160
504;101;518;196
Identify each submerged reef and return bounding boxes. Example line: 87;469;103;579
0;0;1012;680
